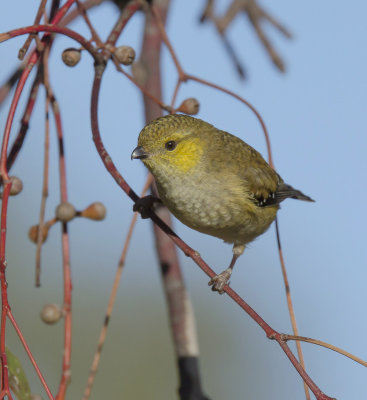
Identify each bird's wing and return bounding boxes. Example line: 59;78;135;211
239;146;280;206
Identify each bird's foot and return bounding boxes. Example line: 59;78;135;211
208;268;232;294
133;195;162;219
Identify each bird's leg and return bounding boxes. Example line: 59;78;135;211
133;195;162;219
209;243;245;294
208;253;239;294
209;244;245;294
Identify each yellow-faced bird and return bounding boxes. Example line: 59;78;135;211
131;114;313;293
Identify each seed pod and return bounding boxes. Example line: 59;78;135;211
40;304;62;325
114;46;135;65
28;224;49;244
81;202;106;221
55;202;76;222
177;98;200;115
62;48;81;67
9;176;23;196
31;395;44;400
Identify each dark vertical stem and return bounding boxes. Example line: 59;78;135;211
139;2;209;399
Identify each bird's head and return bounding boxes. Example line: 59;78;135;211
131;114;211;175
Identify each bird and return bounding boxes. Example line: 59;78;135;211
131;114;314;293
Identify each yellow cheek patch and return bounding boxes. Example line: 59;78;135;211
166;138;203;173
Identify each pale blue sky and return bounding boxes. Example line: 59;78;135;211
1;1;366;399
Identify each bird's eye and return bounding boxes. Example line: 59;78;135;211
165;140;177;151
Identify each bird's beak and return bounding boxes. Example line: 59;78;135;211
131;146;149;160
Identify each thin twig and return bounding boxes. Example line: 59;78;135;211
186;73;274;167
7;310;54;400
35;48;52;287
275;219;310;400
76;0;104;47
48;90;73;400
170;79;181;110
60;0;107;28
82;174;153;400
283;334;367;368
150;5;185;80
104;0;141;51
35;94;50;287
18;0;48;60
113;61;171;113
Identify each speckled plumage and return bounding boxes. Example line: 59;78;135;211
132;114;313;292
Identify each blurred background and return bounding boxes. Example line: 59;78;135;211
0;0;366;399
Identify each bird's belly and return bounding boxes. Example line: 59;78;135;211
156;180;277;245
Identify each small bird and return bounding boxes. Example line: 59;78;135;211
131;114;313;293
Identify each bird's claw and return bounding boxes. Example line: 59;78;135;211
133;195;162;219
208;269;231;294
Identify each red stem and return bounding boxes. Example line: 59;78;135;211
8;310;54;399
0;4;77;397
0;352;12;400
0;182;11;396
1;25;98;59
0;1;80;397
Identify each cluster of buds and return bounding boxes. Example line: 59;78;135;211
62;44;137;68
28;201;107;244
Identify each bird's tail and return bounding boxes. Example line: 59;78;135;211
275;183;315;203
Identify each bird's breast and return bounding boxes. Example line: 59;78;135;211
154;169;278;245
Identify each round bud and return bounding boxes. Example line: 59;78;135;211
81;202;106;221
28;224;49;244
40;304;62;325
177;98;200;115
55;202;76;222
62;48;81;67
114;46;135;65
9;176;23;196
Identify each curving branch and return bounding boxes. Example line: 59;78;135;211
89;44;335;400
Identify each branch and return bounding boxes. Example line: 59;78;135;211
282;334;367;368
89;55;334;399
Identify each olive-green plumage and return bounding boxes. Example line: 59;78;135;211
132;114;313;292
